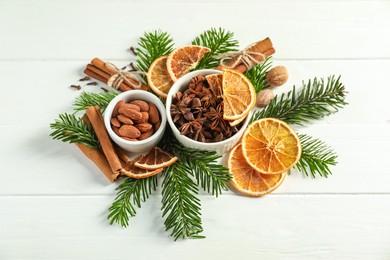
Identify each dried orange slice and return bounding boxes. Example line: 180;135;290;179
222;69;256;121
134;147;178;170
147;55;174;98
120;162;163;179
228;113;248;127
166;45;211;81
242;118;301;175
228;144;286;196
205;74;222;97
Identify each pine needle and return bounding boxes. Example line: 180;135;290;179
50;113;99;148
192;27;239;70
244;56;273;93
250;75;348;125
108;176;158;227
161;162;204;240
160;129;231;197
295;134;338;178
136;30;174;73
73;91;117;113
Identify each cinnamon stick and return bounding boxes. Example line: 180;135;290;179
75;143;119;182
89;58;148;91
113;143;131;166
215;37;275;73
84;65;133;92
86;106;122;173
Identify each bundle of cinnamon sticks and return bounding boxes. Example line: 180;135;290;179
215;37;275;73
84;58;148;92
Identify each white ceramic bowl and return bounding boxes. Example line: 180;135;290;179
104;90;167;154
166;69;250;155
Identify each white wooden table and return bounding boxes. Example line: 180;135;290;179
1;0;389;259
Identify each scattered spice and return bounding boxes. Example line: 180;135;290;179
70;85;81;90
130;46;137;56
129;62;137;72
101;87;109;92
86;81;98;86
171;74;241;143
79;76;91;81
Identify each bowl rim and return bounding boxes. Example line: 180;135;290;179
104;90;167;147
165;69;250;148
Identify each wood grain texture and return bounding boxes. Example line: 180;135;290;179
0;0;389;259
1;195;389;259
0;1;389;60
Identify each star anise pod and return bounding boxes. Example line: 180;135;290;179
179;120;202;136
173;92;183;102
205;106;227;131
189;75;206;90
171;105;192;123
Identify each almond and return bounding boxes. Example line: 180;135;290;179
110;117;121;127
121;137;139;141
139;129;154;140
148;103;160;124
118;125;141;139
119;103;141;113
117;115;134;125
119;108;143;121
136;123;153;133
154;121;161;131
134;112;149;124
130;100;149;112
112;100;124;117
112;125;121;136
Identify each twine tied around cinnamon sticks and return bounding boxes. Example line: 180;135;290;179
105;62;148;90
84;58;149;91
213;43;266;71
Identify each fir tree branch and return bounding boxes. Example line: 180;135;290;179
177;147;230;197
250;75;348;125
136;30;174;73
50;113;99;148
161;161;204;240
160;129;231;197
244;56;273;93
73;91;117;113
192;27;239;70
108;176;158;227
295;134;338;178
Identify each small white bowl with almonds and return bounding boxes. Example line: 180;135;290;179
104;90;166;154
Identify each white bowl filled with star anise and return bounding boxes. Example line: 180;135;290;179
166;69;255;154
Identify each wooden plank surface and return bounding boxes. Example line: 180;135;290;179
1;195;389;259
0;1;389;60
0;0;389;259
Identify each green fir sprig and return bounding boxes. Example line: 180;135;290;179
161;161;204;240
136;30;175;73
295;134;338;178
73;91;117;113
108;176;158;227
250;75;348;125
160;129;231;197
50;113;99;148
192;27;239;70
244;56;273;92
